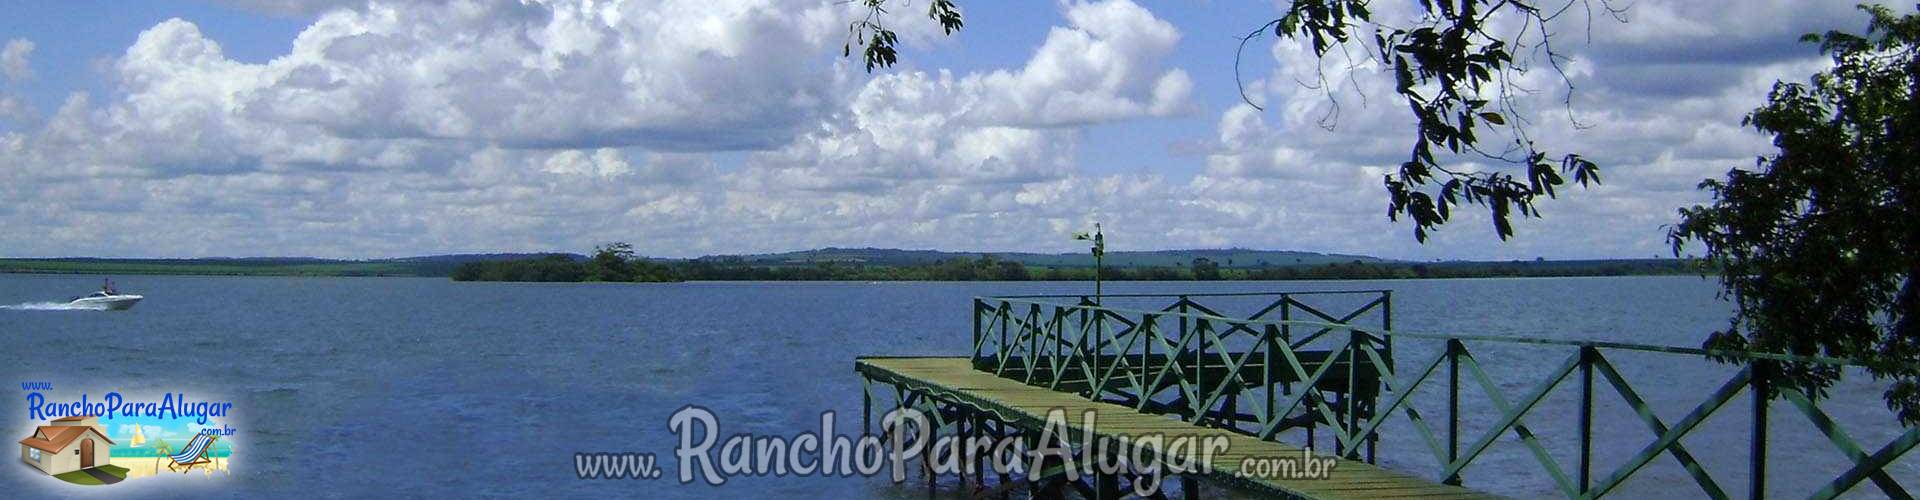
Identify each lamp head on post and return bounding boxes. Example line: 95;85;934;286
1072;222;1105;304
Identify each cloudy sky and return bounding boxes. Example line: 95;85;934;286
0;0;1884;259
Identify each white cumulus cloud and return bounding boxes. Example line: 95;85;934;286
0;0;1888;260
1;38;32;82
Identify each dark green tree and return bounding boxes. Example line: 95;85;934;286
450;262;482;281
587;242;636;282
630;259;678;282
848;1;1611;242
1669;4;1920;424
995;260;1031;281
1191;257;1222;281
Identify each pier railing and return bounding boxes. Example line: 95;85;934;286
971;291;1395;458
969;292;1919;499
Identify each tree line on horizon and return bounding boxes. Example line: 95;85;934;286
447;243;1698;283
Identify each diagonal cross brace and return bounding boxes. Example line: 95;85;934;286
1583;366;1751;499
1344;343;1448;460
1807;426;1920;500
1589;354;1730;500
1784;389;1915;500
1255;334;1371;440
1444;349;1582;497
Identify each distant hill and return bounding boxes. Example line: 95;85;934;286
696;247;1388;269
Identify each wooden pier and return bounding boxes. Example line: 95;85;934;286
852;291;1920;499
857;356;1496;499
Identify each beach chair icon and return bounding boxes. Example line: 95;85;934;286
163;432;218;473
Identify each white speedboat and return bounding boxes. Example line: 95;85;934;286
69;279;141;310
68;291;142;310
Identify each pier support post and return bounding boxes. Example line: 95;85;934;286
1343;329;1358;459
1750;361;1770;500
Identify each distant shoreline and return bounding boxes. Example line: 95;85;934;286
0;256;1709;282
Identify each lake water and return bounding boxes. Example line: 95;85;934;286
1;275;1913;498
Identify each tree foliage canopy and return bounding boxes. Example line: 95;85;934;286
588;242;637;282
1669;4;1920;424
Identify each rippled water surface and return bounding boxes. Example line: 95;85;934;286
1;275;1912;498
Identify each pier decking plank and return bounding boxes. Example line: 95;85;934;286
856;357;1499;500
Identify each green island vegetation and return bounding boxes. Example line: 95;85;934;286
446;243;1700;283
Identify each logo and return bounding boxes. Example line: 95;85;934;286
574;406;1339;496
17;382;237;486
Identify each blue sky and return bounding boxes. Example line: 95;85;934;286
0;0;1885;260
0;2;306;103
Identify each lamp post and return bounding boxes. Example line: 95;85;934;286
1074;223;1105;305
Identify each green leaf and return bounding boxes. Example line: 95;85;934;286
1393;57;1415;92
1478;112;1504;125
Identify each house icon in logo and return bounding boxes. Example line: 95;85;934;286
18;415;115;476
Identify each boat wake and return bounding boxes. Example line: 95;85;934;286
1;301;109;311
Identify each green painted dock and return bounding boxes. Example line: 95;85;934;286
857;357;1498;499
854;291;1920;498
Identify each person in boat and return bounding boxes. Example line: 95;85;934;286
102;278;115;295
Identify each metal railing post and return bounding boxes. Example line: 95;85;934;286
1579;346;1595;494
1049;305;1062;385
1345;327;1360;459
1281;294;1299;447
1025;305;1038;383
1751;360;1770;500
1006;300;1021;375
1264;324;1277;433
1091;306;1103;399
1179;297;1196;422
1144;313;1156;409
1446;338;1462;486
1196;316;1209;424
1279;293;1292;340
1373;290;1392;464
972;298;984;368
1381;290;1394;364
